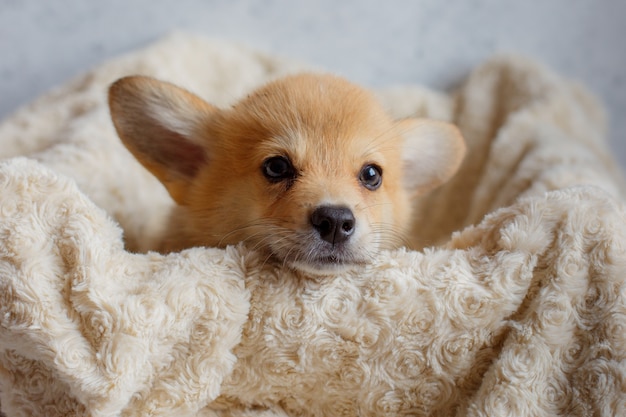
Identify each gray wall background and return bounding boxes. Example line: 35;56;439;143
1;0;625;165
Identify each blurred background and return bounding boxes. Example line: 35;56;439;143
1;0;624;165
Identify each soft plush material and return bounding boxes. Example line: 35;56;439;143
0;33;625;417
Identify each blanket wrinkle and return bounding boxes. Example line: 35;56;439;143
0;33;625;417
411;54;624;251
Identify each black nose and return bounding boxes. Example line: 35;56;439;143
310;206;355;244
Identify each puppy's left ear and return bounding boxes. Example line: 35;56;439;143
397;119;466;195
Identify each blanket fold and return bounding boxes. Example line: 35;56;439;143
0;34;624;416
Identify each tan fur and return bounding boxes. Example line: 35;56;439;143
109;73;465;273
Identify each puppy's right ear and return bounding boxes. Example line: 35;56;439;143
108;76;217;204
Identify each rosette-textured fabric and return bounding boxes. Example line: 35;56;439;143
0;34;625;416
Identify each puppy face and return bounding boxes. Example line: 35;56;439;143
109;74;465;274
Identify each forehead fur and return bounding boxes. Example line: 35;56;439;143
214;73;393;148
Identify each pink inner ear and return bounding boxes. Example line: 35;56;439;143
154;130;208;179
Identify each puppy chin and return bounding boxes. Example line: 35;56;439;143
279;245;371;276
287;258;362;276
265;229;376;276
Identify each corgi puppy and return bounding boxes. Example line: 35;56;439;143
108;73;465;274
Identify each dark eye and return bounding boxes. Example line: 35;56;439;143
359;164;383;190
262;156;295;182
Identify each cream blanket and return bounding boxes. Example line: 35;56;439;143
0;34;625;417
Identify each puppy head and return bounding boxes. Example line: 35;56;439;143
109;74;465;274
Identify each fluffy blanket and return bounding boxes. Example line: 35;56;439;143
0;33;625;417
